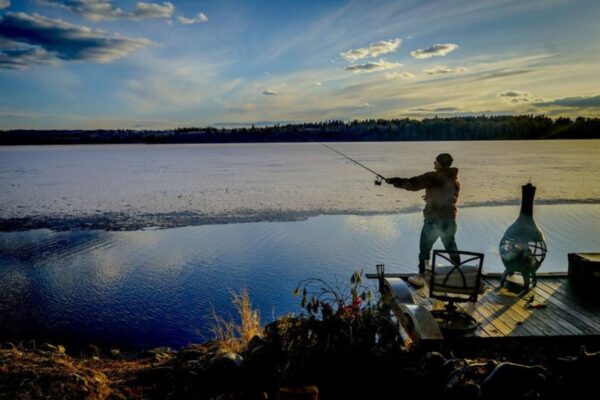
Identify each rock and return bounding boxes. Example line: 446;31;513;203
85;344;101;357
1;342;16;350
110;349;121;358
205;352;244;389
142;346;175;361
423;351;447;371
39;343;65;354
177;344;214;363
69;373;88;386
421;352;461;383
482;361;547;399
554;346;600;396
213;352;244;369
569;346;600;369
183;359;204;369
246;335;267;353
177;349;207;363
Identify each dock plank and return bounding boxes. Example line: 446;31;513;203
479;288;548;336
485;280;586;336
535;281;600;327
530;282;600;334
474;294;519;336
378;274;600;340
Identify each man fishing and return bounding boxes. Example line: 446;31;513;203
385;153;460;287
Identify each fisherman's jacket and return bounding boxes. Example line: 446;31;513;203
388;167;460;219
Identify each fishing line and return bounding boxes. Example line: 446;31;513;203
293;132;387;185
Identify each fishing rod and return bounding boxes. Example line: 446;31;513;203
293;132;386;185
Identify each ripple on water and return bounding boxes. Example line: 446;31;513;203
0;203;599;348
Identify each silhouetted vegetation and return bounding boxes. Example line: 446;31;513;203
1;115;599;145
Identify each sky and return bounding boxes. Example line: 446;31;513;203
0;0;599;129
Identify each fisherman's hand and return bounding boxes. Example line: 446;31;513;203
386;177;401;185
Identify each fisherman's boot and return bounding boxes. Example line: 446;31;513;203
408;260;430;288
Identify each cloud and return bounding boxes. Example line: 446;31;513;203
498;90;532;98
0;42;57;68
497;90;536;104
0;12;151;69
340;38;402;62
39;1;174;21
534;95;600;108
0;0;10;10
411;106;461;112
411;43;458;59
423;65;466;75
177;13;208;25
345;60;402;73
132;2;174;20
385;71;415;79
262;89;277;96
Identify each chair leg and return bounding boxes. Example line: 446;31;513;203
431;300;479;334
500;270;510;288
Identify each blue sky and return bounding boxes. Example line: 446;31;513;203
1;0;599;129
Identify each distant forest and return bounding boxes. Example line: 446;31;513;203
1;115;599;145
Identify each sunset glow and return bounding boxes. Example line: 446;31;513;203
1;0;599;129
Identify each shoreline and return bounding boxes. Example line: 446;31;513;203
2;199;599;232
3;327;600;399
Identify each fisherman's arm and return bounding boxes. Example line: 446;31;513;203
385;177;408;188
386;173;434;191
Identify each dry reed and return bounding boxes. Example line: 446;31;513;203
210;288;263;353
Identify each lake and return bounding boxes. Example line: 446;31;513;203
1;141;599;348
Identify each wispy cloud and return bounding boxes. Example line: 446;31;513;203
340;38;401;62
411;106;462;112
118;57;240;114
0;12;151;69
411;43;458;59
385;71;415;79
262;89;278;96
39;0;174;21
345;60;402;73
0;0;10;10
177;13;208;25
423;65;466;75
534;95;600;108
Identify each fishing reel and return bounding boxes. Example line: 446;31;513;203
375;176;383;186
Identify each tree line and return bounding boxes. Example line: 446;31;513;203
1;115;598;145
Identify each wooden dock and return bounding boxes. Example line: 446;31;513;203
367;272;600;339
417;275;600;338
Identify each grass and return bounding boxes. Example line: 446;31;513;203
210;288;263;353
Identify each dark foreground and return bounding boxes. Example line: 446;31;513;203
2;316;600;400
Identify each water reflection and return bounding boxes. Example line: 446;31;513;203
343;215;401;238
0;204;599;348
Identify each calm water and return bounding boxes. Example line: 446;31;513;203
1;204;599;348
1;141;599;348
